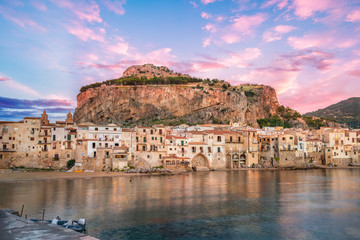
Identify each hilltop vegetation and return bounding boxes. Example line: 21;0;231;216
257;105;302;128
80;75;204;92
304;97;360;128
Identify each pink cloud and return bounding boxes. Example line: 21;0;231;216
201;12;212;19
280;50;335;71
238;67;299;95
190;1;197;8
261;0;288;9
346;9;360;22
201;0;219;4
288;32;357;50
31;1;47;11
263;25;296;42
67;22;106;42
107;38;130;55
0;73;40;98
202;38;211;47
0;6;46;31
191;61;226;71
230;13;267;34
291;0;344;19
348;70;360;77
202;24;216;32
103;0;126;15
0;76;11;81
214;13;267;45
53;0;102;23
221;48;261;68
216;16;225;22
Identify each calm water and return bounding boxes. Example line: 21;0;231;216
1;170;360;240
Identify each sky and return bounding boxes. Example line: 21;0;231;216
0;0;360;121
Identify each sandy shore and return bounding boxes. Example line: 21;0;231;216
0;167;358;183
0;170;155;183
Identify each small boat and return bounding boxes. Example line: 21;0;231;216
30;216;86;232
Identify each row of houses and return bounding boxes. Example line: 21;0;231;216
1;111;360;171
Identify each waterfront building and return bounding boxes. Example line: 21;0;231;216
1;111;360;171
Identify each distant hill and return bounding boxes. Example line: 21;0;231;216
304;97;360;128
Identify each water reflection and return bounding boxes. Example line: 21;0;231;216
0;169;360;239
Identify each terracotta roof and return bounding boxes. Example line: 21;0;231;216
166;135;187;140
24;117;41;119
189;142;207;145
205;130;240;135
0;121;18;124
122;129;134;132
184;131;207;135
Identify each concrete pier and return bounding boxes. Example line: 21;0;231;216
0;209;98;240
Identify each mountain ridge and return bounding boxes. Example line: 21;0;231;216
304;97;360;128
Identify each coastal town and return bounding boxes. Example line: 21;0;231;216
0;110;359;172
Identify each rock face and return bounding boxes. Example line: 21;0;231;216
74;83;280;126
74;64;282;126
123;63;190;79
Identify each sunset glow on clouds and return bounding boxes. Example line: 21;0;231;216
0;0;360;120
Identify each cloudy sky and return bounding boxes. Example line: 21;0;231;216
0;0;360;121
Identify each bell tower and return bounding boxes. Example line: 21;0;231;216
41;110;49;125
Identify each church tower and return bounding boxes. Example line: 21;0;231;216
65;111;74;124
41;110;49;125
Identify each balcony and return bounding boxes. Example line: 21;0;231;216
0;148;15;152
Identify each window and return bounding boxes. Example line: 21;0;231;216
144;137;146;142
218;147;221;153
142;146;146;151
192;147;196;153
159;154;162;159
217;136;221;142
92;143;96;148
200;147;203;153
181;140;184;146
159;129;162;135
151;130;153;134
53;135;56;141
160;137;163;143
230;136;233;142
208;147;211;153
147;155;150;158
105;151;109;158
95;128;98;131
143;129;146;133
67;154;70;158
238;137;241;142
0;154;2;159
136;137;139;142
30;137;34;141
12;144;14;148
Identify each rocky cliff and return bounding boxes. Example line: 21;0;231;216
74;64;281;126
